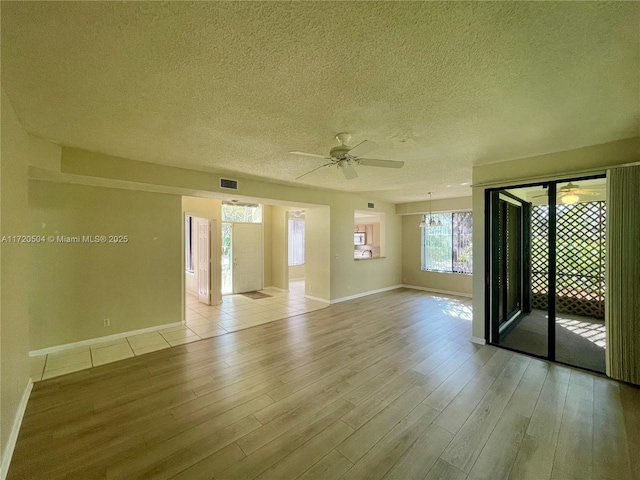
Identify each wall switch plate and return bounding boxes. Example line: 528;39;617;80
103;318;110;327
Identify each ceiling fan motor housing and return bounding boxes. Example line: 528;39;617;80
330;145;351;159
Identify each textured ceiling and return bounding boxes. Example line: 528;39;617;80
2;2;639;203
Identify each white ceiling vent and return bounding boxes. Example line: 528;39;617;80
219;178;238;190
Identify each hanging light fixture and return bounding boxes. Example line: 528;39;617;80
420;192;443;227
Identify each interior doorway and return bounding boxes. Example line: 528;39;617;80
486;176;607;373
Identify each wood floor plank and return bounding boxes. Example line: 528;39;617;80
254;420;354;480
341;371;425;430
131;415;261;480
341;403;439;480
619;382;640;480
508;434;555;480
423;346;497;412
525;373;569;444
168;443;246;480
551;370;594;480
217;398;354;480
466;409;529;480
425;459;468;480
592;376;633;480
504;359;548;419
297;449;353;480
7;289;640;480
440;355;530;473
106;394;271;479
237;385;356;456
381;424;453;480
433;373;496;435
336;385;430;463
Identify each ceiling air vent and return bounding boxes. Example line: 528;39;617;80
219;178;238;190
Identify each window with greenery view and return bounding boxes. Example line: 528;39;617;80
288;216;305;266
421;212;472;274
221;202;262;223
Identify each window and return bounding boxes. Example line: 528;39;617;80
222;202;262;223
421;211;472;274
185;215;194;273
288;213;305;266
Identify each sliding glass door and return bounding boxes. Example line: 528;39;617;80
487;176;607;372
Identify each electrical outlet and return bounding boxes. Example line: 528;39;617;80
103;318;110;327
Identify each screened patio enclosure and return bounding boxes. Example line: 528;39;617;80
486;176;607;373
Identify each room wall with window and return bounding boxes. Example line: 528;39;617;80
399;196;473;297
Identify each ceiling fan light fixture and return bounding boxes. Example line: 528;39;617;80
562;194;579;204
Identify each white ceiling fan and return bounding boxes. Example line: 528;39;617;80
290;132;404;180
534;182;601;203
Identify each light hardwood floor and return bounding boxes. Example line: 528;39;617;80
8;289;640;480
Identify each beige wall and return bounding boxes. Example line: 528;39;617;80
182;196;222;304
28;181;182;350
396;195;472;215
1;91;61;466
60;147;401;302
270;206;290;291
289;264;305;279
471;137;640;341
305;206;331;299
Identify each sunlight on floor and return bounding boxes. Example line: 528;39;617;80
556;317;606;348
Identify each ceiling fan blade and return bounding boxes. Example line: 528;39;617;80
532;193;548;198
348;140;377;158
358;158;405;168
290;151;331;159
295;162;333;180
342;165;358;180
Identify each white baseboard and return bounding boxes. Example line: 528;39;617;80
304;294;330;304
402;284;472;299
265;286;288;293
0;379;32;480
330;285;403;304
470;336;487;345
29;321;183;357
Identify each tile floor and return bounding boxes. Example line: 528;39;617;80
30;279;326;382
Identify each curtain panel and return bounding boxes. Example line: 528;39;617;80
606;165;640;384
